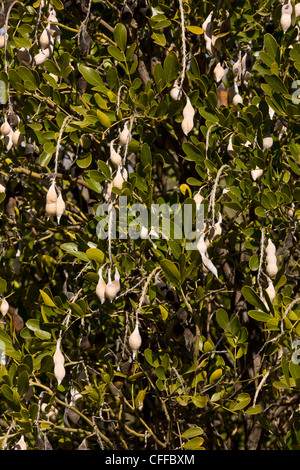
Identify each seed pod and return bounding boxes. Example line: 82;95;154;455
194;190;204;210
96;267;106;304
12;129;23;147
201;252;218;278
16;47;32;65
112;166;124;190
56;193;65;225
14;435;27;450
263;136;273;150
128;323;142;358
251;167;263;181
214;63;225;83
266;279;276;303
4;130;13;151
12;310;24;332
170;82;182;100
0;298;9;316
0;35;4;48
40;28;51;49
1;119;12;136
233;93;243;107
105;269;117;302
53;340;65;385
181;117;194;135
33;46;53;65
296;3;300;17
232;59;241;77
0;181;5;193
45;181;57;216
182;97;194;119
112;267;121;294
266;238;276;257
197;233;208;255
212;213;222;239
110;142;122;167
280;13;292;33
227;135;238;157
119;122;131;146
41;403;58;423
266;262;278;278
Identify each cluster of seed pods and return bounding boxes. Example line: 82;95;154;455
45;181;66;224
96;266;121;304
105;122;131;199
0;114;23;151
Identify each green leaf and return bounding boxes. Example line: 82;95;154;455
182;427;203;439
216;308;229;330
0;278;7;296
191;395;207;408
108;45;125;62
186;26;204;35
232;397;251;411
281;356;290;387
96;110;111;128
39;290;56;307
85;248;105;264
242;286;269;312
248;310;272;322
209;368;223;384
264;33;279;61
114;23;127;51
245;405;262;415
163;51;180;84
160;259;181;287
183;436;204;449
17;370;29;396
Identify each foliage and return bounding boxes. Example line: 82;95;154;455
0;0;299;451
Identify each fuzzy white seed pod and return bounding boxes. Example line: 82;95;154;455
12;129;23;147
202;12;213;34
56;193;65;225
140;225;149;239
14;435;27;450
96;268;106;304
266;280;276;303
16;47;32;65
53;340;65;385
194;191;204;210
0;298;9;316
181;117;194;135
296;3;300;17
40;28;52;49
105;270;117;302
45;181;58;216
197;233;208;256
112;267;121;294
282;3;293;15
266;262;278;278
251;167;263;181
227;136;238;157
266;238;276;257
4;131;13;151
233;93;243;107
280;13;292;33
129;323;142;358
33;46;53;65
214;63;225;83
112;166;124;190
232;59;241;77
122;167;128;181
0;182;5;193
213;213;222;239
263;136;273;150
182;97;195;120
201;253;218;278
0;35;5;48
110;142;122;167
1;119;12;136
119;122;131;146
170;83;182;100
41;403;59;422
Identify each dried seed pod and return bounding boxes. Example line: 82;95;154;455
296;3;300;17
232;59;241;77
14;435;27;450
110;142;122;167
214;63;225;83
112;166;124;190
1;119;12;136
263;136;273;150
266;238;276;257
53;340;65;385
122;167;128;181
266;262;278;278
78;439;88;450
128;323;142;359
251;167;263;181
201;252;218;278
112;267;121;294
194;190;204;210
227;135;238;157
181;117;194;135
0;181;5;193
4;130;13;151
16;47;32;65
0;35;4;48
182;97;194;119
45;181;57;216
12;310;24;331
265;279;276;303
212;213;222;239
34;46;53;65
197;233;208;255
280;13;292;33
0;298;9;316
96;267;106;304
41;403;58;423
119;122;131;146
105;269;117;302
56;193;65;224
40;28;52;49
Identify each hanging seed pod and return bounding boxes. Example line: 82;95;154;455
213;63;225;83
105;269;117;302
266;238;278;277
197;233;208;256
263;136;273;150
56;193;65;225
78;439;88;450
251;167;263;181
0;181;5;193
0;35;5;48
33;46;53;65
53;340;65;385
112;267;121;294
16;47;32;65
110;142;122;167
1;119;12;136
233;93;243;107
296;3;300;17
0;298;9;316
96;267;106;304
265;279;276;303
12;129;23;147
41;403;58;423
122;167;128;181
201;252;219;278
212;213;222;239
4;130;13;151
45;181;57;216
227;135;238;157
14;435;27;450
194;190;204;210
112;166;124;190
119;121;131;147
280;12;292;33
232;59;241;77
266;262;278;278
40;28;52;49
170;80;182;100
129;323;142;359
